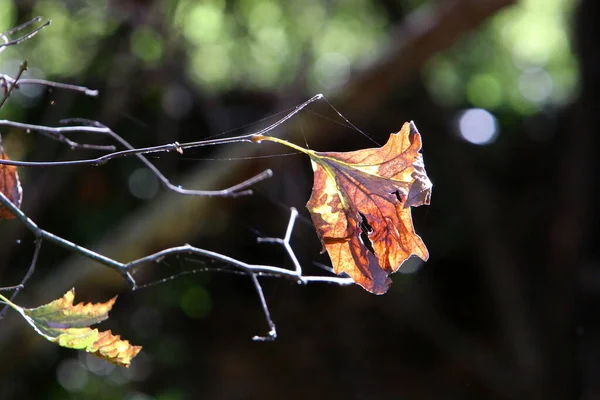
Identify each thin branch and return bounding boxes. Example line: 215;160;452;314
0;93;328;196
256;207;302;274
0;130;257;166
0;188;352;338
0;75;99;96
39;130;116;151
134;265;270;289
0;120;272;197
0;187;352;288
0;239;42;320
0;92;352;339
0;189;348;285
250;273;277;341
0;61;27;109
0;18;50;51
124;243;353;286
2;17;43;37
124;208;352;338
0;190;132;283
0;285;24;292
0;120;116;151
0;93;325;166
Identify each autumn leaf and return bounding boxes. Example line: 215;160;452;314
252;121;431;294
0;150;23;220
0;289;141;367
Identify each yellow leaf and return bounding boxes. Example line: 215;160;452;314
2;289;141;367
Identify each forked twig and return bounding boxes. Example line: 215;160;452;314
0;120;117;151
0;187;353;336
0;94;326;168
0;18;354;340
0;93;334;197
0;239;42;319
0;17;50;52
0;119;272;197
0;61;27;109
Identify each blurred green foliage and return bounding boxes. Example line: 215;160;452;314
424;0;578;114
0;0;577;114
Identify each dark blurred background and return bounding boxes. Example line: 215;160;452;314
0;0;595;399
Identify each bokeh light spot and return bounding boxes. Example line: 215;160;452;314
180;286;211;319
128;168;160;200
131;27;164;65
131;306;163;339
189;44;231;89
518;68;553;104
56;358;88;392
83;353;116;376
125;392;153;400
162;84;192;120
314;52;350;89
248;0;282;32
457;108;498;145
184;3;225;44
466;74;503;109
122;352;153;383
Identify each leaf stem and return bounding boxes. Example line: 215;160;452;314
0;293;18;311
251;135;315;156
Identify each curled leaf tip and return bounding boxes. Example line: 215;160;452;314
409;120;418;134
90;330;142;368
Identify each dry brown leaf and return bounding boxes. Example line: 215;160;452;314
0;150;23;220
306;122;431;293
253;121;431;294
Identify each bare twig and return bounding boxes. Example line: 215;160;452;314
0;128;258;166
0;94;325;168
250;273;277;341
0;75;99;96
0;190;132;282
0;67;352;337
0;120;117;151
0;13;351;339
0;285;24;292
0;120;272;196
257;207;303;275
0;187;352;336
0;17;50;52
0;93;330;197
0;239;42;320
0;61;27;109
123;208;353;286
